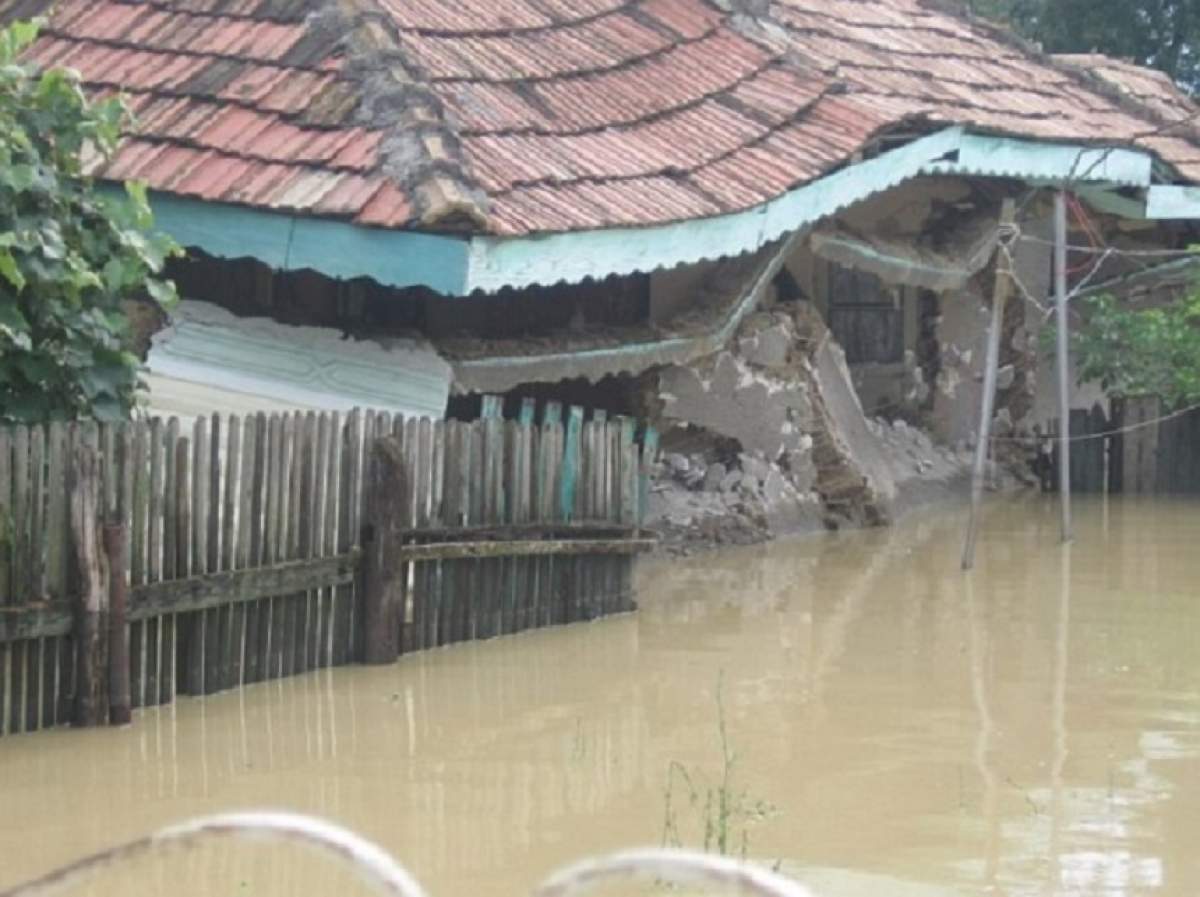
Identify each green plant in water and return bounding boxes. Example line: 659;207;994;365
661;673;777;860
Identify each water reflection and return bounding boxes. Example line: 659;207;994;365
1;497;1200;897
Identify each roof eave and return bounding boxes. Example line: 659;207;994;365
130;127;1200;297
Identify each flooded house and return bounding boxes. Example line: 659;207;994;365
11;0;1200;541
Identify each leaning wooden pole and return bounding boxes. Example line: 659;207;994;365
1054;191;1073;542
962;198;1016;571
71;440;108;726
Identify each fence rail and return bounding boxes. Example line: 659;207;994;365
0;400;658;736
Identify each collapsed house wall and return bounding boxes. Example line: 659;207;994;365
647;300;971;552
776;177;1034;435
641;178;1057;549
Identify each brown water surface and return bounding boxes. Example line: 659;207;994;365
3;496;1200;897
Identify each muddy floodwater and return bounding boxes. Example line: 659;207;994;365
3;496;1200;897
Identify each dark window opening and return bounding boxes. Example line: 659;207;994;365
826;263;905;365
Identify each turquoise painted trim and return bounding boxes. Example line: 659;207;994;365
638;426;657;525
559;406;583;521
541;401;563;426
1145;185;1200;219
118;126;1200;299
922;133;1153;188
462;127;966;293
451;232;801;394
1077;186;1147;219
480;394;503;418
128;189;470;295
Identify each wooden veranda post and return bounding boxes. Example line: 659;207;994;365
71;440;108;727
962;198;1016;571
1054;191;1073;542
362;437;406;665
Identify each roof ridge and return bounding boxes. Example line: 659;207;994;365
328;1;491;231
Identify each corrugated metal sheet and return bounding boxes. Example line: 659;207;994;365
147;300;452;419
924;133;1153;187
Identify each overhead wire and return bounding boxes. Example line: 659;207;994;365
989;399;1200;444
1017;235;1199;259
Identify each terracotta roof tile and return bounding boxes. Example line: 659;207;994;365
10;0;1200;241
356;181;412;227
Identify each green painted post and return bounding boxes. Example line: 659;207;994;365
639;427;659;527
481;395;503;420
559;406;583;522
617;416;636;526
518;398;537;426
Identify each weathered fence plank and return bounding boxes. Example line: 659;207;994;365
129;554;359;619
363;438;405;665
220;415;242;691
204;413;224;693
105;522;131;725
71;439;106;727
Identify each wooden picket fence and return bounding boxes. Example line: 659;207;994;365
0;399;658;736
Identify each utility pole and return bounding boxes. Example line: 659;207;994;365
962;198;1016;571
1054;191;1073;542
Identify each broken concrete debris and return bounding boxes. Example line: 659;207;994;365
646;302;975;554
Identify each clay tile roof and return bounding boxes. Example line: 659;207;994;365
5;0;1200;240
1055;54;1198;125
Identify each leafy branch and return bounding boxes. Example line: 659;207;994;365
1070;287;1200;410
0;19;179;423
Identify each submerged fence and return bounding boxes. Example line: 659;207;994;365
0;400;658;736
1039;397;1200;495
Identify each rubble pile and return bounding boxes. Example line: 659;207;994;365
644;301;978;554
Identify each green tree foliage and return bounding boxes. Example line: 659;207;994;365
963;0;1200;91
1072;290;1200;409
0;19;178;424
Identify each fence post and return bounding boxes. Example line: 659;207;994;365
638;427;659;527
70;440;108;727
559;406;583;521
362;437;406;665
104;522;131;725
